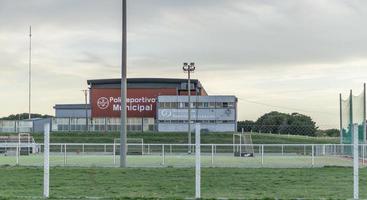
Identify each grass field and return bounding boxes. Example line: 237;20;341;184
20;132;339;144
0;154;355;168
0;166;365;199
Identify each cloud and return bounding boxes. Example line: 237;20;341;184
0;0;366;128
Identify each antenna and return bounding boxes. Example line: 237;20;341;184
28;26;32;120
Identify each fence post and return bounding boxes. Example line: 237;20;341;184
162;145;165;166
148;144;150;155
353;124;359;200
363;145;365;166
64;144;67;166
261;145;264;166
16;143;19;165
82;144;85;155
311;145;314;167
211;144;214;166
170;144;172;154
281;145;284;156
113;143;116;165
195;123;201;199
43;123;50;198
104;144;106;153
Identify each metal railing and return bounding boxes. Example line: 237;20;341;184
0;143;363;168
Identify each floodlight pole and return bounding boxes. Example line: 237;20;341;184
120;0;127;167
28;26;32;120
183;63;195;154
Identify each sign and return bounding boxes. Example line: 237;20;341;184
91;88;177;118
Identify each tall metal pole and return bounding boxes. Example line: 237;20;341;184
364;83;366;144
188;70;191;153
120;0;127;167
28;26;32;120
183;63;195;154
82;90;89;132
339;93;343;144
350;90;354;143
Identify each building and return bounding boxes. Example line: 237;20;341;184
53;78;237;132
157;96;237;132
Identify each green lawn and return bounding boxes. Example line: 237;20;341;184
22;132;338;144
0;166;364;199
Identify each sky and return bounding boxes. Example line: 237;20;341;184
1;0;367;129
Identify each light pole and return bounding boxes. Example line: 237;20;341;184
120;0;127;167
81;89;89;132
183;62;195;153
28;26;32;120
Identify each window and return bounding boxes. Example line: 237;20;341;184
223;102;228;108
216;102;223;108
209;102;216;108
171;102;178;109
203;102;209;108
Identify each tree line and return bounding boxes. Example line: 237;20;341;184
237;111;339;137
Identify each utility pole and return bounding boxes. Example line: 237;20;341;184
183;62;195;153
81;90;89;132
28;26;32;120
120;0;127;167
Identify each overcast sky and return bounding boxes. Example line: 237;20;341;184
1;0;367;128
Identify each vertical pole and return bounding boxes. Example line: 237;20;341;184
311;145;314;167
28;26;32;120
113;143;116;165
261;145;264;166
120;0;127;168
162;145;165;165
232;134;235;153
340;93;343;144
17;134;20;165
43;123;50;198
363;144;365;166
211;144;214;166
353;123;359;200
239;134;242;156
195;123;201;199
64;144;66;166
281;145;284;156
188;70;191;154
104;144;106;153
82;90;88;132
16;143;19;165
364;83;366;144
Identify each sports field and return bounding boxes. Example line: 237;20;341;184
0;154;358;168
0;166;366;199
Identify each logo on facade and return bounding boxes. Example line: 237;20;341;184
97;97;109;110
161;110;172;118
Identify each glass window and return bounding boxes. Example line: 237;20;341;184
203;102;209;108
223;102;228;108
216;102;223;108
209;102;216;108
171;102;178;109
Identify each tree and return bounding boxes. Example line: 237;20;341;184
0;113;53;120
237;120;255;132
242;111;318;136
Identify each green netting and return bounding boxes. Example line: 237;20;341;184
341;89;366;145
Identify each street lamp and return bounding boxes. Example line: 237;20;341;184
183;62;195;153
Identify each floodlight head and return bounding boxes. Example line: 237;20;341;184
183;62;196;72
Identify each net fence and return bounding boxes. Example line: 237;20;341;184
341;89;366;144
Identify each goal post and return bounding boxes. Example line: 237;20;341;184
233;133;254;157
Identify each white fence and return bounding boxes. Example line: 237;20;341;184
0;143;363;168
